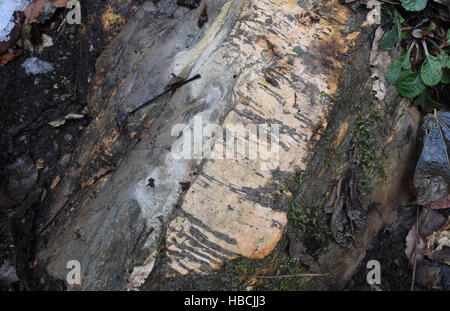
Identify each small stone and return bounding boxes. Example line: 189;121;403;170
65;134;72;141
59;153;71;166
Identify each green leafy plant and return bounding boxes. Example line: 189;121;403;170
381;3;450;109
401;0;428;12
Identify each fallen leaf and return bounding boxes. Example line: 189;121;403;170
36;158;45;169
23;0;69;25
0;13;24;54
405;223;426;265
51;0;70;7
421;247;450;265
435;231;450;251
0;53;21;67
427;217;450;252
370;26;391;101
93;167;111;180
49;113;84;127
24;0;47;24
125;251;158;291
41;33;53;48
328;170;365;249
428;194;450;210
50;175;61;189
366;0;381;25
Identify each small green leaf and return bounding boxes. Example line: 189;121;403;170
401;0;428;11
396;71;426;98
380;30;399;50
379;8;404;50
414;89;438;110
420;53;443;86
22;24;32;40
385;45;413;84
440;51;450;69
427;22;436;32
401;29;410;40
447;29;450;45
441;69;450;84
187;33;195;38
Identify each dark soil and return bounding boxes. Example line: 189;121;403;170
0;0;142;290
347;205;450;291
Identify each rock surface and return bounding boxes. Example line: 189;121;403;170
36;0;420;290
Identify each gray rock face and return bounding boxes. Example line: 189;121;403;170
36;0;421;290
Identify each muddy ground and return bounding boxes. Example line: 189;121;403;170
0;1;449;291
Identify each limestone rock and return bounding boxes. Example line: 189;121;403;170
35;0;417;290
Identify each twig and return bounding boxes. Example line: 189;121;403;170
419;205;431;237
379;0;401;4
128;74;201;115
242;273;327;279
36;191;77;239
411;208;419;291
54;17;67;43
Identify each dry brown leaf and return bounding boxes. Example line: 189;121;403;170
370;26;391;101
23;0;69;24
428;194;450;210
50;175;61;189
0;53;21;67
427;217;450;252
405;223;425;265
51;0;70;7
36;158;45;169
435;231;450;251
49;113;84;127
93;167;111;180
24;0;47;24
366;0;381;25
125;251;158;291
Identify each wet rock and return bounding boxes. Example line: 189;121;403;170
35;0;422;290
320;104;421;288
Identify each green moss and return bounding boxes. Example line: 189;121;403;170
354;105;386;192
0;250;11;259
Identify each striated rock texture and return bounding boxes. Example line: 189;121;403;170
36;0;419;290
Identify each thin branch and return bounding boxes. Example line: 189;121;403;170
128;74;201;115
242;273;327;279
411;208;419;291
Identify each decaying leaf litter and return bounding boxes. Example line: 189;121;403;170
324;170;367;249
